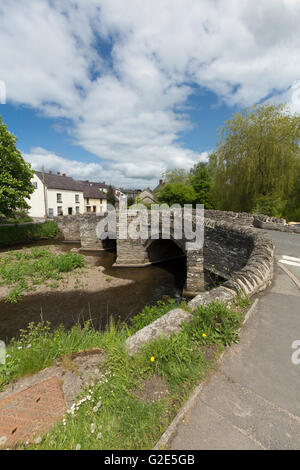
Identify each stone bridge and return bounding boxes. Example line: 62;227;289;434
55;210;204;294
55;209;279;296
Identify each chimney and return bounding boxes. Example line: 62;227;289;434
62;173;66;176
49;170;52;174
57;172;60;176
85;180;89;183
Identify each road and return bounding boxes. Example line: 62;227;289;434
168;229;300;450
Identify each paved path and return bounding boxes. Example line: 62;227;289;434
169;230;300;450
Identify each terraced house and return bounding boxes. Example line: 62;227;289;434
80;180;108;214
27;171;107;218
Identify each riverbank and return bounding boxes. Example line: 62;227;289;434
0;245;132;304
0;297;246;450
0;221;58;248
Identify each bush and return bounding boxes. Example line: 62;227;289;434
252;194;287;218
0;221;58;247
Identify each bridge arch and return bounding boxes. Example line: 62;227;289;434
144;236;186;263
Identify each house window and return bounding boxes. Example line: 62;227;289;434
57;193;62;203
57;206;63;216
75;194;79;203
93;206;96;212
48;208;54;218
33;182;38;189
86;198;90;205
86;206;91;213
75;206;80;214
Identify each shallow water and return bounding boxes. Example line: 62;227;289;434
0;243;187;341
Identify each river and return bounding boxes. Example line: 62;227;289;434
0;242;187;341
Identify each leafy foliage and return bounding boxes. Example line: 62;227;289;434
189;162;213;208
0;116;34;217
157;182;196;206
107;185;116;207
210;103;300;215
0;221;58;247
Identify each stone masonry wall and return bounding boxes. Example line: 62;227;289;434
204;209;287;228
126;218;275;354
54;215;81;241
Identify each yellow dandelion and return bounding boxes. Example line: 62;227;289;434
150;356;155;362
202;333;207;338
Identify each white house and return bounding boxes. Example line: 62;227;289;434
27;171;85;218
27;171;109;218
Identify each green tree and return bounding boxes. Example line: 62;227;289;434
162;168;189;184
210;103;300;213
157;182;196;206
0;116;34;218
127;196;135;207
189;162;213;208
107;185;116;207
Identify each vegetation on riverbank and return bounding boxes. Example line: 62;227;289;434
0;299;244;450
0;246;84;303
0;220;58;248
157;104;300;221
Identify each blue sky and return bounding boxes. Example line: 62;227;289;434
0;1;299;188
0;88;237;161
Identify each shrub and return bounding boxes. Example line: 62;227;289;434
0;221;58;247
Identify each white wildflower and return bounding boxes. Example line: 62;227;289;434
90;423;96;434
75;443;81;450
34;436;42;444
97;432;102;440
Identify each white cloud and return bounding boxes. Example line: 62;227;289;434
25;147;208;189
1;0;300;186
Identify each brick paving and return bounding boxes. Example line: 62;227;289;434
0;376;66;448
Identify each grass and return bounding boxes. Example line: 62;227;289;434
0;247;85;303
0;221;58;248
0;299;244;450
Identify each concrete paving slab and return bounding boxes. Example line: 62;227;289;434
198;374;300;450
171;400;263;450
168;242;300;450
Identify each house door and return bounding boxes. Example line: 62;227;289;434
68;207;73;215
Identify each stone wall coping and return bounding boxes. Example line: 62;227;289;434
125;308;193;355
126;217;275;355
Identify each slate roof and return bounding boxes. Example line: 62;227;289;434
82;184;107;199
35;172;107;199
35;171;84;192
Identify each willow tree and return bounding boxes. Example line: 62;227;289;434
210;104;300;213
